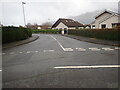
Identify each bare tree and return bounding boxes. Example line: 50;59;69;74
26;23;38;29
41;22;52;29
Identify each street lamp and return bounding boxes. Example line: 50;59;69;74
22;2;26;27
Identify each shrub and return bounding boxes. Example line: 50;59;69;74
2;26;32;44
32;29;58;34
68;28;120;41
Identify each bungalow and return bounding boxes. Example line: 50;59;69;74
93;10;120;29
91;21;95;29
52;18;84;34
84;24;91;29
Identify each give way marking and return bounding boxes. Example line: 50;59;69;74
54;65;120;69
50;35;73;52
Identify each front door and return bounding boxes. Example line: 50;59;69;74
64;28;68;34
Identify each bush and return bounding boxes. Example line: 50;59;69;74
2;26;32;44
68;29;120;41
32;29;58;34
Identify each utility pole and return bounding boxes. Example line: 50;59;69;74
22;2;26;27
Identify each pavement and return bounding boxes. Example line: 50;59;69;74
2;34;39;49
62;34;120;47
2;34;119;88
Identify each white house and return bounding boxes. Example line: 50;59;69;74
84;24;91;29
37;26;41;29
91;21;95;29
52;18;84;34
93;10;120;29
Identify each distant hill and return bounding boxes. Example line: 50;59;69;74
69;10;101;24
69;9;118;24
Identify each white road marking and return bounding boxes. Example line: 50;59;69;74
89;48;101;51
10;52;15;54
102;48;114;51
2;53;5;55
44;50;55;52
54;65;120;69
64;48;73;51
49;50;55;52
0;70;2;72
50;35;57;41
19;52;23;54
43;50;47;52
115;47;120;50
27;51;31;53
76;48;86;51
50;35;72;51
35;51;39;53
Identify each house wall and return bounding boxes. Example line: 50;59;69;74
55;22;68;30
68;27;84;29
37;27;41;29
85;26;90;29
91;23;95;29
95;13;111;29
95;12;119;29
68;27;76;29
99;15;118;28
79;27;84;29
118;16;120;23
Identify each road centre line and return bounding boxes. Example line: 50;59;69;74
50;35;65;51
54;65;120;69
50;35;73;51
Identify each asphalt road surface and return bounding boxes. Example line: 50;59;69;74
2;34;119;88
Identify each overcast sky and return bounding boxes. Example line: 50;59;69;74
0;0;119;26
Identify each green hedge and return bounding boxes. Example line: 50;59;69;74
2;26;32;44
68;29;120;41
32;29;58;34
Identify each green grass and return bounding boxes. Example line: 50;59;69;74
2;26;32;44
68;29;120;41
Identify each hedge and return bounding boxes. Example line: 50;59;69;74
32;29;59;34
2;26;32;44
68;29;120;41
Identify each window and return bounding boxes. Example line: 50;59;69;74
101;24;106;29
112;24;116;28
112;23;120;28
66;20;68;22
92;25;95;29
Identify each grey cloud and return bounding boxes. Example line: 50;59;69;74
1;0;119;26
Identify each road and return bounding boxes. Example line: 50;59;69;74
2;34;119;88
